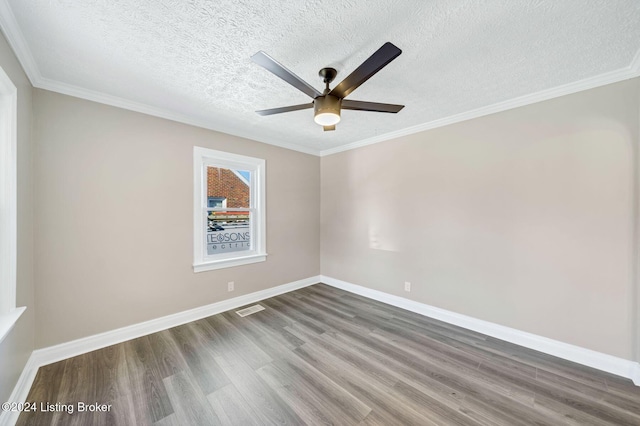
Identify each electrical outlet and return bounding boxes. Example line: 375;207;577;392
404;281;411;292
228;281;235;292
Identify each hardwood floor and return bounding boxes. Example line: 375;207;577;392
17;283;640;425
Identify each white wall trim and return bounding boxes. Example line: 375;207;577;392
0;352;39;426
35;78;321;156
631;362;640;386
1;275;320;422
0;3;320;156
631;47;640;74
0;306;25;345
33;275;318;366
0;0;41;85
0;62;26;346
0;2;320;157
0;63;16;317
320;275;640;386
320;66;640;157
636;65;640;368
35;66;640;160
1;0;638;159
629;362;640;386
3;272;639;425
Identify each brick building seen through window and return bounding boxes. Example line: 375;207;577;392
207;167;250;208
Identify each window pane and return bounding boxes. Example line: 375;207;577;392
207;197;226;208
206;211;251;255
207;167;250;208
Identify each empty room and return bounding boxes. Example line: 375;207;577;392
1;1;640;425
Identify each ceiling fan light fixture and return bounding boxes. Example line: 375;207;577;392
314;95;341;126
252;43;404;130
314;111;340;126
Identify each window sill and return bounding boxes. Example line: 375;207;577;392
193;253;267;273
0;306;26;345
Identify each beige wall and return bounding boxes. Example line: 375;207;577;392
0;33;35;401
321;78;640;360
33;90;320;348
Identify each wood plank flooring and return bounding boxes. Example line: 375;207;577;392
16;283;640;425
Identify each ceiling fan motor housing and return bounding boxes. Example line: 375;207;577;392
314;95;342;125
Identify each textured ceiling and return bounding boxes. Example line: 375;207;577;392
2;0;640;155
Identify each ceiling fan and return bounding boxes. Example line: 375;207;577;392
251;42;404;131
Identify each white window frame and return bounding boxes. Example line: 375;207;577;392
193;147;266;272
0;65;25;344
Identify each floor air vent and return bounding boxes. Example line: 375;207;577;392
236;304;265;317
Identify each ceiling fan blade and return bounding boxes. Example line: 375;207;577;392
323;125;336;132
256;103;313;116
329;42;402;99
342;99;404;113
251;51;322;99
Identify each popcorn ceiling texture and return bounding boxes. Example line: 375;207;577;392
6;0;640;152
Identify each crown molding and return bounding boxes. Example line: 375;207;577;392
36;77;320;156
38;60;640;159
0;1;320;157
0;0;41;84
320;64;640;157
35;62;640;160
1;0;639;159
631;47;640;73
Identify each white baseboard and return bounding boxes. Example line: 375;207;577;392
1;275;320;425
631;362;640;386
0;352;39;426
320;275;640;386
32;275;319;367
4;272;638;426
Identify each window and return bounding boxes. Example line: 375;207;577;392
207;197;227;208
0;65;25;343
193;147;266;272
